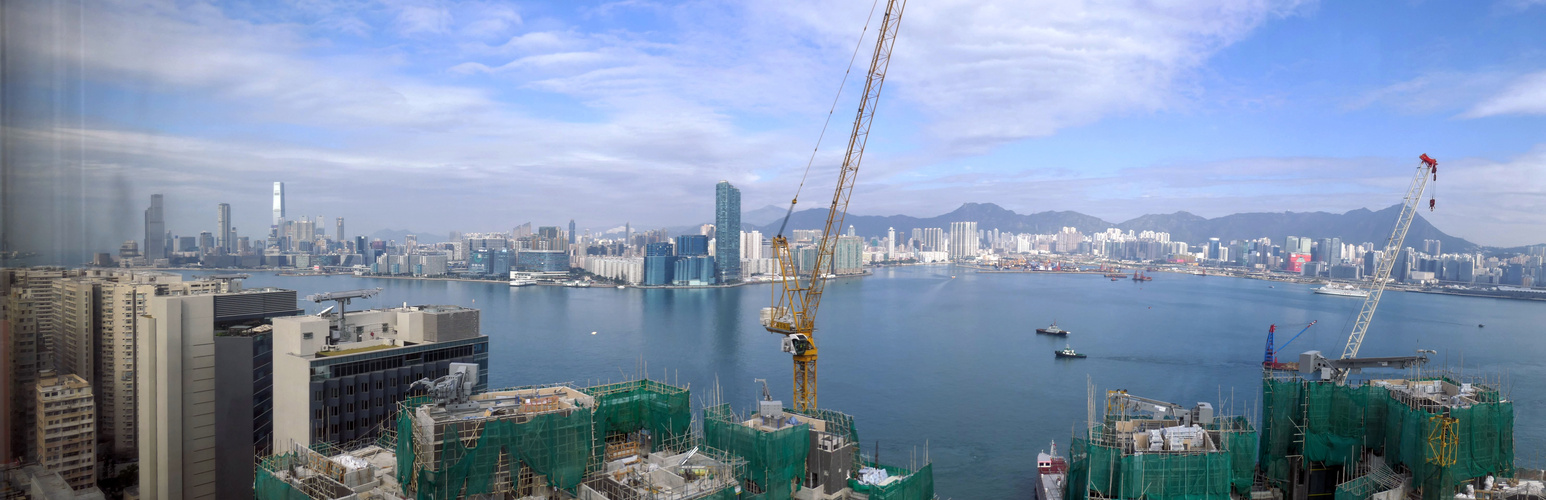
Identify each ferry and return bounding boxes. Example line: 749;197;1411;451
1313;283;1368;298
1054;345;1086;359
509;279;536;287
1035;321;1070;336
1036;441;1068;500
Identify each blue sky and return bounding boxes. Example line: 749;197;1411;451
9;0;1546;248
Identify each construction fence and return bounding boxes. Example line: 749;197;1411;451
1259;378;1514;500
850;461;934;500
1065;418;1257;500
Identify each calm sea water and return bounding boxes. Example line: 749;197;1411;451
216;266;1546;499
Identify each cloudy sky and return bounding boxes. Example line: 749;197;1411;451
5;0;1546;255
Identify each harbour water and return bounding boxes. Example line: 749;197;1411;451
220;265;1545;499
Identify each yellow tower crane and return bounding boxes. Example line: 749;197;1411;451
761;0;907;413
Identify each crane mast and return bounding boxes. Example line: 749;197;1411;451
763;0;907;413
1333;154;1438;383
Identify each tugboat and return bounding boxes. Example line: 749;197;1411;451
1036;321;1071;336
1054;345;1086;359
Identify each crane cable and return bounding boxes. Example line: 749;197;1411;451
779;0;884;237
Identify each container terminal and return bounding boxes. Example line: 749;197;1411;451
253;363;934;500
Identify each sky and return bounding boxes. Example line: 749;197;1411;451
4;0;1546;254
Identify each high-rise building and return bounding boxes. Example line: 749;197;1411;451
217;203;232;253
145;194;166;262
569;219;577;246
3;267;77;463
138;287;301;500
676;235;709;257
336;217;345;248
920;227;944;252
715;181;741;283
644;242;675;286
888;227;896;259
1424;239;1442;256
35;371;96;491
269;304;488;451
272;182;286;226
833;236;863;274
741;230;763;261
948;222;978;260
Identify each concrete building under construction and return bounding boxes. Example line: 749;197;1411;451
254;371;935;500
1063;389;1259;500
1258;369;1516;500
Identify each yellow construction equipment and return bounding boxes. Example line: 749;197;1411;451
762;0;907;413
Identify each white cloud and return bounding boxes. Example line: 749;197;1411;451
1462;70;1546;118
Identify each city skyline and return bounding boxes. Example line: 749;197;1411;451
5;1;1546;256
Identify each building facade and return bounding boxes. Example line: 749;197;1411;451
35;372;95;491
948;221;978;261
715;181;741;283
269;305;489;454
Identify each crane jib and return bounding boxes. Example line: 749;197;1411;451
767;0;907;413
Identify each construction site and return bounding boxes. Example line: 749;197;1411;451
253;364;934;500
1057;155;1540;500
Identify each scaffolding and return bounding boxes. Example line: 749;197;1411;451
1258;371;1515;500
1065;390;1257;500
702;403;809;500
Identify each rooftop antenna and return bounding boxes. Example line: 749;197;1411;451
306;288;383;345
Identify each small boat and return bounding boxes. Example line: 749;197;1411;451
1036;321;1071;336
1478;324;1485;328
1110;277;1118;281
1055;345;1086;359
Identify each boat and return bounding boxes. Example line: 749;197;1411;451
1054;345;1086;359
1313;283;1369;298
1131;272;1152;282
1103;272;1127;278
1036;321;1070;336
509;279;536;287
1036;441;1068;500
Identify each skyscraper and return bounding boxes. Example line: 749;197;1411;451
888;227;896;258
715;181;741;283
336;217;345;249
569;219;577;245
218;203;232;253
272;182;286;226
145;194;166;262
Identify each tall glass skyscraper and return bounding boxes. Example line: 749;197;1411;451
715;181;741;283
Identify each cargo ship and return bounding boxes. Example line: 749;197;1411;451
1035;440;1067;500
1036;321;1070;336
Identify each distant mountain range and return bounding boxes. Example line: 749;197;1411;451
748;202;1482;251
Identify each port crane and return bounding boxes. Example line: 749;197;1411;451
1302;154;1438;384
762;0;907;413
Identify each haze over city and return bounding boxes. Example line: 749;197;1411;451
6;0;1546;252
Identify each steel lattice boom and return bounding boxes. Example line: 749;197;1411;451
763;0;907;413
1334;154;1438;382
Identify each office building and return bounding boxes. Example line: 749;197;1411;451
644;242;676;286
948;221;978;260
515;250;568;273
715;181;741;283
138;287;301;500
676;235;709;257
335;217;345;248
569;219;577;245
272;182;286;226
673;256;716;286
35;372;96;491
145;194;166;263
269;304;488;451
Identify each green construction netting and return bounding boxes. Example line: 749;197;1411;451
703;403;809;500
1217;418;1258;494
848;461;935;500
1065;424;1253;500
399;406;594;500
584;380;692;454
1260;378;1515;500
254;454;310;500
